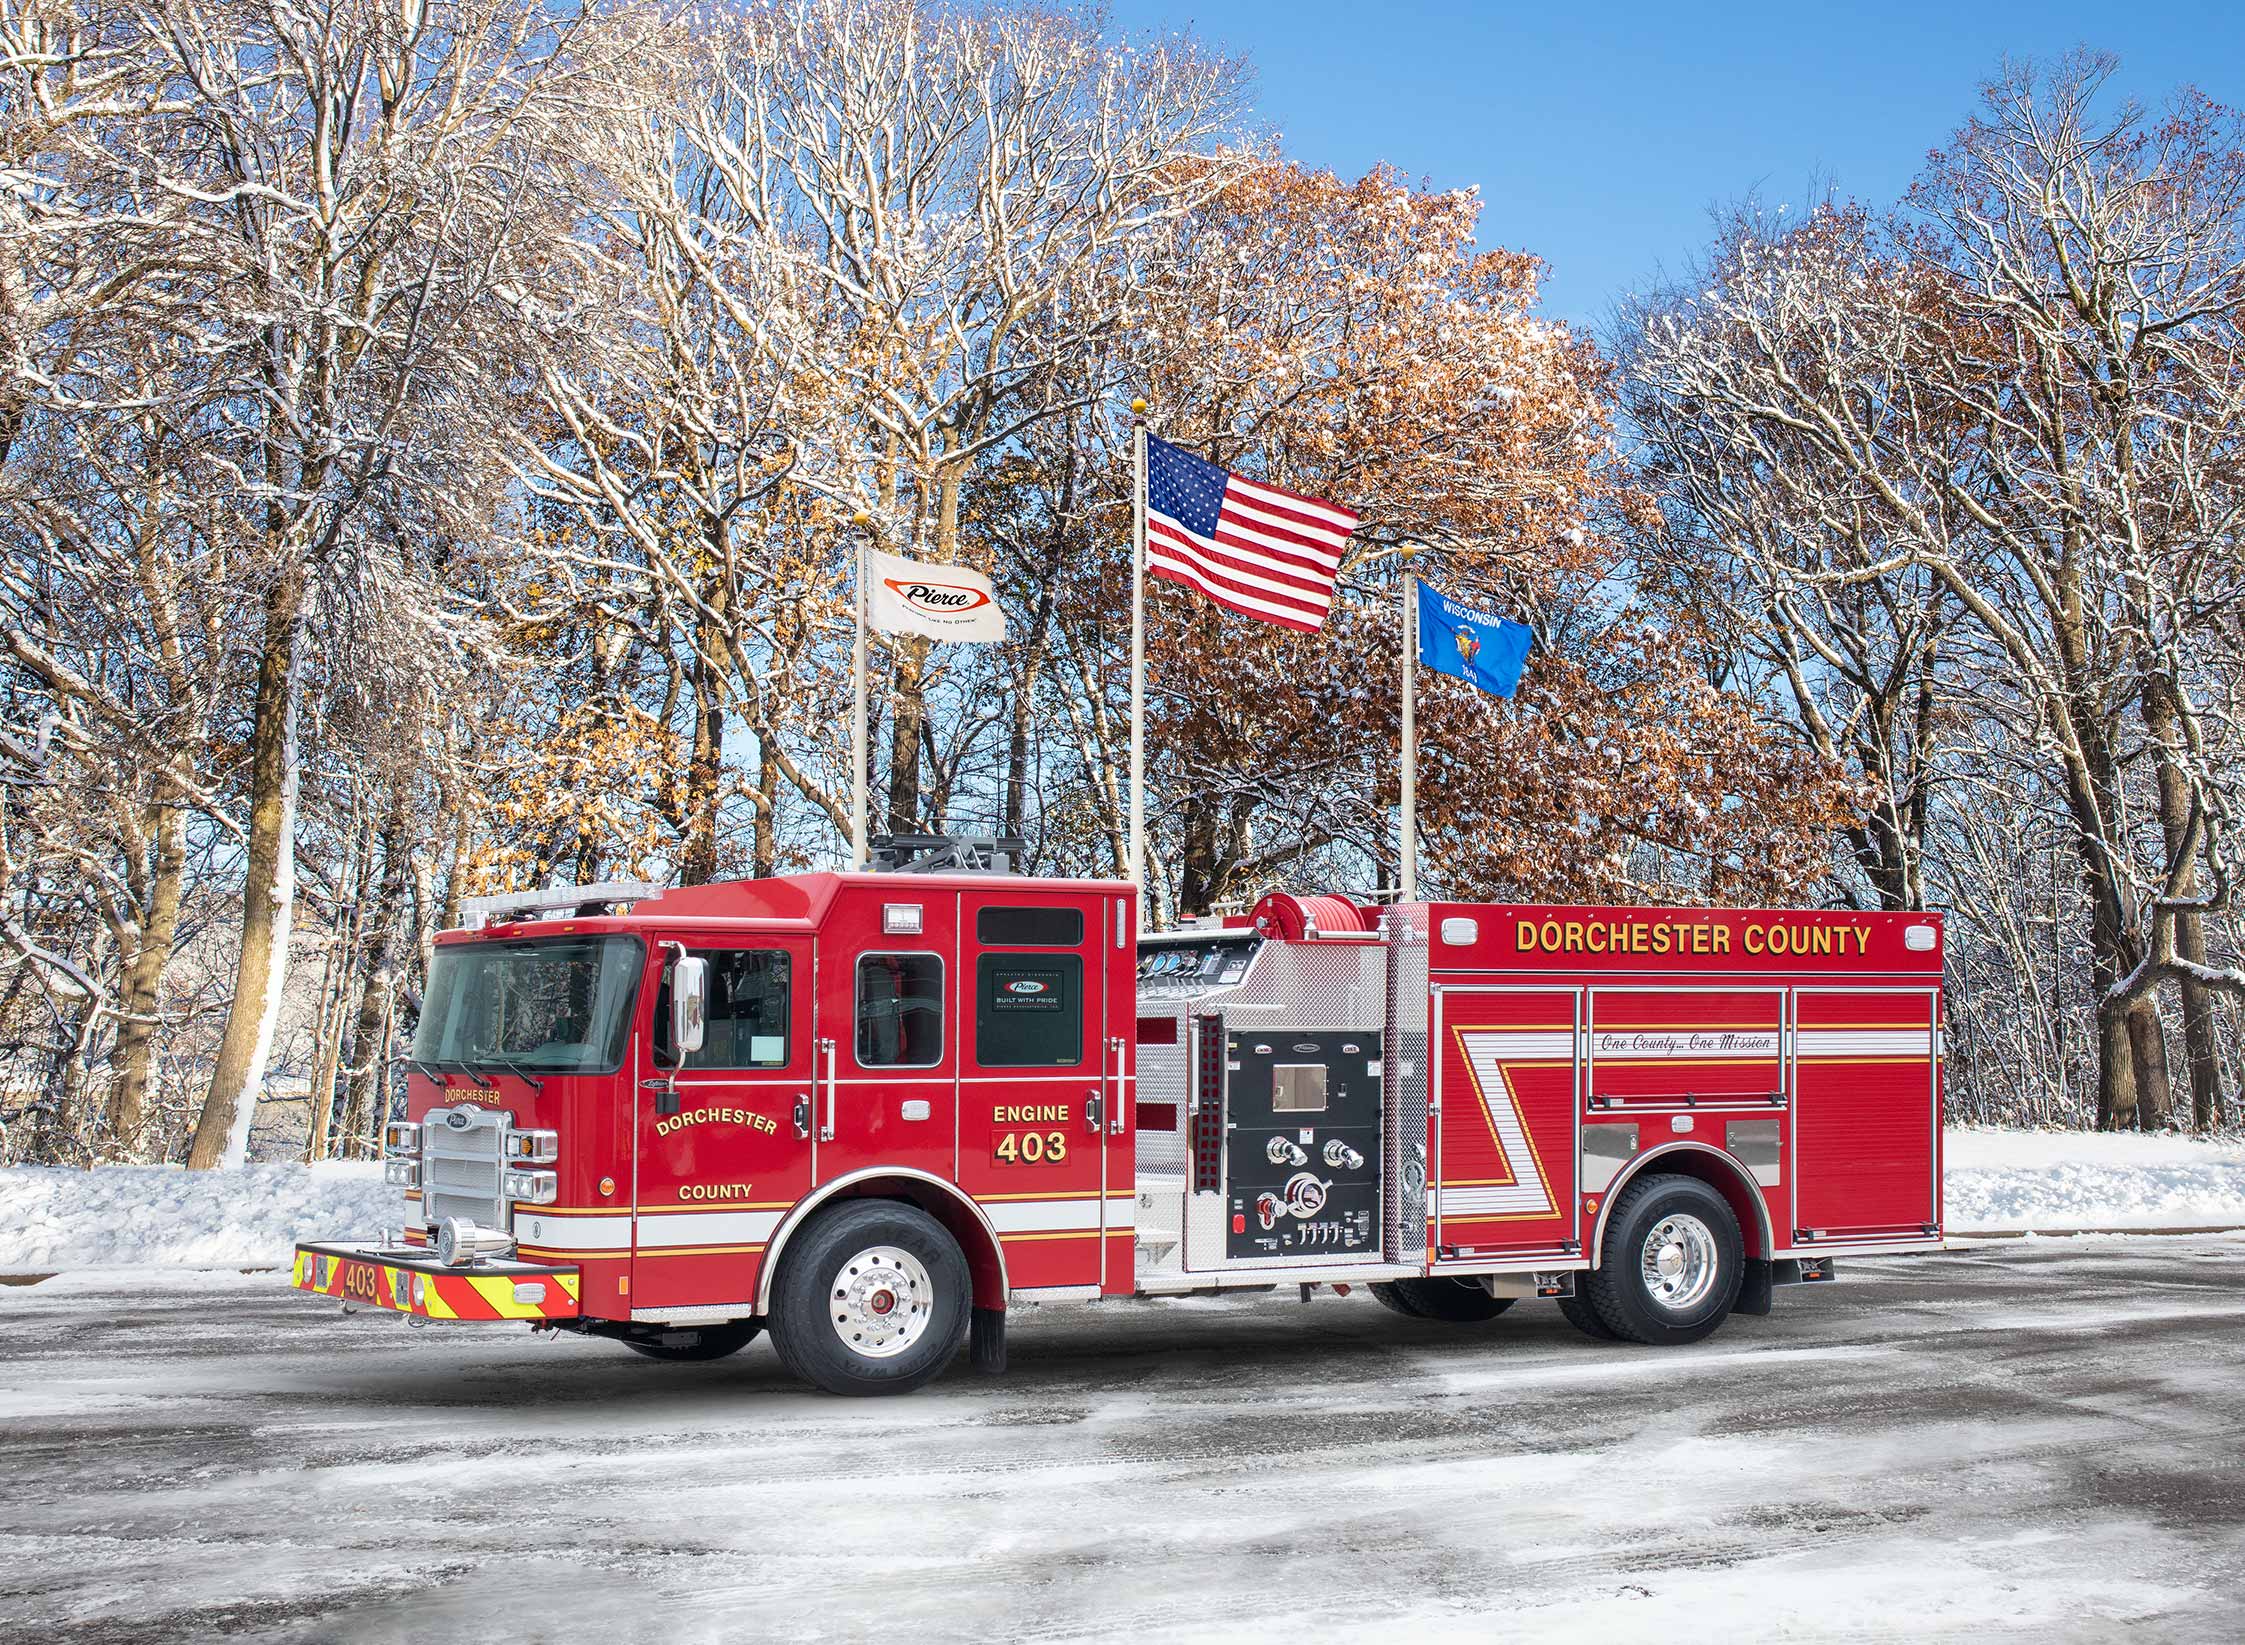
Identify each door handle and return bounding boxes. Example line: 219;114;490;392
819;1039;837;1142
1085;1093;1103;1133
792;1094;811;1140
1108;1035;1128;1135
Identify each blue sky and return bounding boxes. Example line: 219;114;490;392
1121;2;2245;331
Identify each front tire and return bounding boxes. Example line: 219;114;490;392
768;1201;970;1396
622;1319;762;1362
1369;1277;1517;1323
1582;1173;1743;1346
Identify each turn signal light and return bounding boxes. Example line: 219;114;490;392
503;1129;559;1163
383;1121;420;1156
501;1167;559;1205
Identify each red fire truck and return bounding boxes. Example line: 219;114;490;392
294;847;1945;1395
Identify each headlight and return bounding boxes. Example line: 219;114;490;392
384;1121;421;1156
503;1128;559;1163
501;1167;558;1205
383;1159;420;1189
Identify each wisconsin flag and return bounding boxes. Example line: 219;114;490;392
1416;582;1533;697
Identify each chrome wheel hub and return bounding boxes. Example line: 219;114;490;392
1639;1213;1719;1313
831;1245;934;1359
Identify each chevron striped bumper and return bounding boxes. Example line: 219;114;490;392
293;1241;582;1321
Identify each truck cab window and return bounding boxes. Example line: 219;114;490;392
857;953;944;1067
975;954;1084;1067
655;949;792;1068
416;935;641;1074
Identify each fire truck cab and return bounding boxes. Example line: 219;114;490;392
295;856;1945;1396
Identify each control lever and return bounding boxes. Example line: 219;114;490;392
792;1095;811;1140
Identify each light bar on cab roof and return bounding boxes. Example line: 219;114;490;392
458;880;663;929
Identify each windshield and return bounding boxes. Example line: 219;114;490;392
416;935;643;1074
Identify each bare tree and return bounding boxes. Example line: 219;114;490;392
1627;55;2245;1127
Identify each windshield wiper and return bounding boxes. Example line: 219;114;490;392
392;1055;446;1084
482;1058;546;1093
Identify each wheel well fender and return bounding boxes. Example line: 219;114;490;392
755;1168;1009;1314
1591;1142;1772;1266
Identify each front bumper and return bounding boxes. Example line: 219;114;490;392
293;1240;582;1321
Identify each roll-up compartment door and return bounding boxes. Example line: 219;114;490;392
1792;989;1939;1238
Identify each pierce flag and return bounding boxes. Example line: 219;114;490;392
1416;582;1532;697
867;548;1005;643
1143;434;1356;632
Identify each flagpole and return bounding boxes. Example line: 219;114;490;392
1400;555;1418;904
850;510;870;870
1128;399;1148;929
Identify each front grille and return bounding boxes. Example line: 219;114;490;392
418;1105;510;1231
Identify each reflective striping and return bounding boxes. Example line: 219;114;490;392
637;1210;783;1247
516;1212;632;1248
1449;1032;1561;1217
998;1229;1101;1242
1797;1029;1932;1057
290;1246;580;1321
1452;1030;1573;1058
986;1197;1105;1234
514;1208;786;1251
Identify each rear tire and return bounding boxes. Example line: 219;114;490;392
622;1319;762;1362
1582;1173;1743;1346
768;1200;970;1396
1555;1289;1620;1341
1369;1277;1517;1323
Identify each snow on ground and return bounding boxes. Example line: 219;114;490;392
1944;1126;2245;1231
0;1161;395;1271
6;1127;2245;1273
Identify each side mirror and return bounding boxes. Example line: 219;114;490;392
670;955;708;1060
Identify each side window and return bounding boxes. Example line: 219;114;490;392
975;906;1083;946
654;949;792;1068
976;953;1084;1068
856;953;944;1067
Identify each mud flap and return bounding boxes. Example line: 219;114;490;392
1735;1257;1774;1317
970;1306;1007;1375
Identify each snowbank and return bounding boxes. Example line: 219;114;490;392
1944;1127;2245;1231
5;1129;2245;1272
0;1162;396;1272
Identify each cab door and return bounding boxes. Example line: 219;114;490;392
630;935;817;1312
958;893;1113;1291
818;891;959;1186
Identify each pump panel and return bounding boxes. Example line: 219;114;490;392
1224;1029;1383;1258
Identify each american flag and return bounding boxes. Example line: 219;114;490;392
1144;434;1358;633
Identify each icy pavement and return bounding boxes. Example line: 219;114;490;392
3;1241;2243;1642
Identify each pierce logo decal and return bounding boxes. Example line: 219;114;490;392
884;577;992;615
